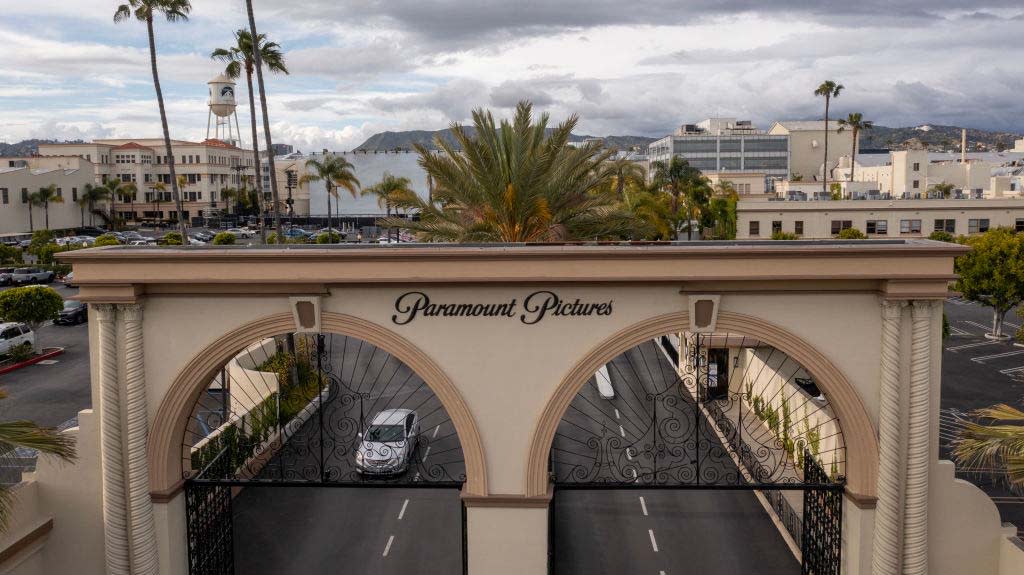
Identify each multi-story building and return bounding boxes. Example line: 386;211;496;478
736;197;1024;239
767;121;853;183
260;152;312;217
37;138;256;223
647;118;790;186
0;156;100;237
833;150;993;199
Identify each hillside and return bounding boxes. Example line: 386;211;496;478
356;128;656;152
0;139;86;157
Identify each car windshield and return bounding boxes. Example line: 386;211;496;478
364;424;405;443
63;301;80;310
14;268;29;274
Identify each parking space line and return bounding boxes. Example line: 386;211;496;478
963;320;996;332
648;529;659;552
383;535;395;557
948;325;970;336
639;496;648;516
398;499;409;520
946;341;998;351
971;350;1024;363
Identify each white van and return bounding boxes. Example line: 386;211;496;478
0;323;34;356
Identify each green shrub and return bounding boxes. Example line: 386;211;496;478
34;243;62;265
5;342;34;363
836;227;867;239
162;232;183;246
0;286;63;351
316;232;341;244
0;244;22;264
929;230;955;243
212;232;236;245
770;231;799;240
95;234;121;247
28;230;54;253
765;406;779;434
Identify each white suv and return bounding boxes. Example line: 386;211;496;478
0;323;34;356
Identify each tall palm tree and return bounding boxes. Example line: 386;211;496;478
837;112;873;182
300;155;359;244
25;190;41;233
211;29;288;244
0;390;76;531
383;101;637;242
362;172;415;241
31;185;64;232
606;156;647;199
952;404;1024;492
241;0;284;242
220;186;239;214
77;184;109;227
814;80;844;195
114;0;190;240
650;156;709;240
103;179;129;230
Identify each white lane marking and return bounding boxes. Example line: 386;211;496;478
398;499;409;520
432;424;440;438
1005;320;1021;329
619;425;626;438
948;325;970;336
972;350;1024;363
422;446;432;462
964;320;997;332
648;529;659;552
614;408;620;420
946;341;998;351
383;535;395;557
639;496;648;516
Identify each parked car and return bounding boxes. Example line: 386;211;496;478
355;409;419;476
17;239;32;249
128;240;150;246
0;268;14;286
283;228;309;240
225;228;254;239
316;228;347;239
193;231;214;242
63;272;76;287
78;227;108;237
11;268;55;284
55;300;88;325
0;323;34;357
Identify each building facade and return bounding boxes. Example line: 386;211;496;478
736;198;1024;239
647;118;790;183
834;150;993;199
0;156;100;236
768;120;854;183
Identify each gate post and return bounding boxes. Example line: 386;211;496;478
462;489;552;575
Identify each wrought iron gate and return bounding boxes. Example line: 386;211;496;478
549;333;845;574
183;332;467;575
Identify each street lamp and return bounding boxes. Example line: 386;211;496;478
285;168;296;227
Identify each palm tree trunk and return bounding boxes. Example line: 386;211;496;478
387;202;392;241
244;1;282;244
244;68;267;245
849;127;858;182
326;187;333;244
44;201;50;231
28;204;33;233
110;195;117;231
80;204;85;227
822;97;830;196
147;16;187;241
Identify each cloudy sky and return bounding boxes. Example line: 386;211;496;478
1;1;1022;151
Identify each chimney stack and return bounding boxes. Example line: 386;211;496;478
961;129;967;163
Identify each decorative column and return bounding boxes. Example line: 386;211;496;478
903;301;933;574
123;304;159;575
97;304;130;575
872;300;904;575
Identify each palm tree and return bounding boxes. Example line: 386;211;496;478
148;182;167;225
930;182;955;199
103;179;129;230
241;0;284;243
383;101;636;242
114;0;190;241
649;156;709;240
0;390;76;531
31;185;64;232
362;172;415;241
952;404;1024;492
814;80;844;195
606;156;647;199
300;155;360;243
219;186;239;215
837;112;874;182
211;28;288;244
77;184;110;227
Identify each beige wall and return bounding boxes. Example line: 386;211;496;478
737;198;1024;238
836;150;995;198
768;123;853;182
0;157;99;234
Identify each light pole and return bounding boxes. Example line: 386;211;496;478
285;168;296;228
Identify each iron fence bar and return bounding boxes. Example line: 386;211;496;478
317;334;326;482
186;478;466;489
551;482;844;491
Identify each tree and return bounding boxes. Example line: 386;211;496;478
78;184;110;227
929;230;955;243
300;155;359;244
836;227;867;239
211;28;289;244
930;182;955;199
362;172;415;242
102;179;129;230
814;80;843;194
162;231;183;245
27;185;64;232
650;156;711;240
0;389;76;531
383;101;637;242
837;112;873;182
0;286;64;352
212;232;236;245
219;186;239;215
954;227;1024;339
606;157;646;199
95;234;121;247
149;182;168;225
952;404;1024;492
114;0;191;241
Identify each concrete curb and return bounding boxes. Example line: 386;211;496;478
0;347;65;376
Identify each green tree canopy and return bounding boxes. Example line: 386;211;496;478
0;286;64;351
95;234;121;247
212;232;236;245
954;227;1024;339
836;227;867;239
649;156;711;240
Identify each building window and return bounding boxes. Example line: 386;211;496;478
934;219;956;233
1016;219;1024;233
21;188;28;203
749;221;760;236
771;221;782;234
900;219;922;234
913;162;920;171
56;187;62;198
794;221;803;235
72;187;78;202
968;219;990;234
0;188;7;205
830;220;853;235
912;180;920;189
866;220;888;235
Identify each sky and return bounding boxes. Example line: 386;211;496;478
1;1;1023;152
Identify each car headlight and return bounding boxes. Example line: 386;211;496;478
355;451;364;464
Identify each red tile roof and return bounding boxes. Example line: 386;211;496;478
112;142;155;151
201;139;240;149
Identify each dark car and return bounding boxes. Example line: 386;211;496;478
55;300;88;325
0;268;14;286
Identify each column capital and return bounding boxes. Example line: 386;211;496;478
120;303;144;323
881;299;908;319
910;300;937;319
93;303;117;320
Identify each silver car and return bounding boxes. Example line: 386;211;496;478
355;409;419;476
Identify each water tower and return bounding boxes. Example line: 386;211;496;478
206;74;242;146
